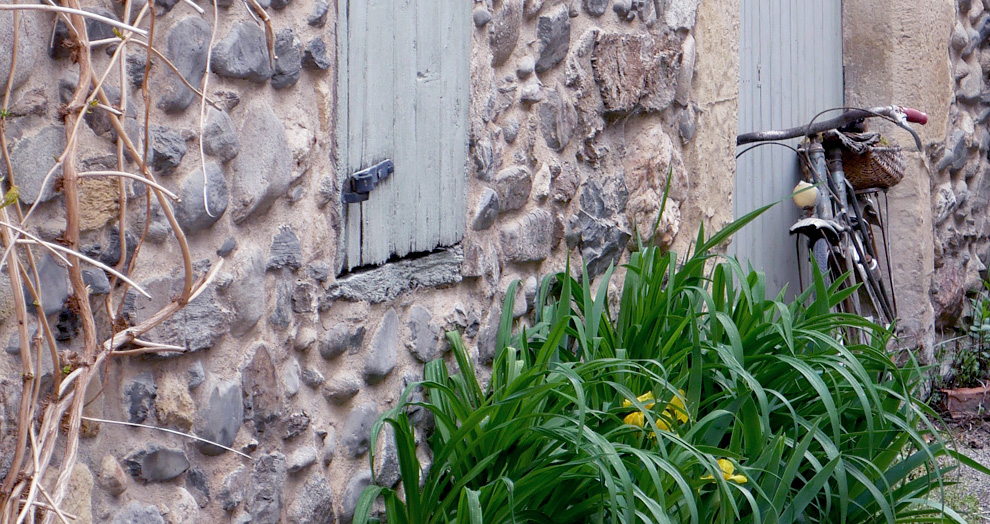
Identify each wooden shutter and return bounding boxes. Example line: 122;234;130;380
336;0;471;272
734;0;844;296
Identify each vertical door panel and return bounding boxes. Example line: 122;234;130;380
734;0;844;297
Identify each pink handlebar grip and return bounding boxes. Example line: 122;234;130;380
900;107;928;125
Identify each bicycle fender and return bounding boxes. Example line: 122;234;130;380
789;217;844;244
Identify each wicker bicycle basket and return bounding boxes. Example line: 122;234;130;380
840;145;905;190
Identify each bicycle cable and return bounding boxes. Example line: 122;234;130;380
735;141;801;159
735;131;850;230
735;142;818;185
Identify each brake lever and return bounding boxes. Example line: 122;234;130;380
889;107;923;151
903;125;922;151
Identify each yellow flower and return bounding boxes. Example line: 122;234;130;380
701;459;748;484
622;392;656;409
666;390;689;423
623;411;645;427
621;389;689;433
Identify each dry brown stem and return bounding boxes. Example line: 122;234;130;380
244;0;276;66
0;0;37;507
0;0;226;519
0;3;147;35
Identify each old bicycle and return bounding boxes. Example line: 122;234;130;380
737;106;928;328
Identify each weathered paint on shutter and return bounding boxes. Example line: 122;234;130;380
337;0;471;272
734;0;843;297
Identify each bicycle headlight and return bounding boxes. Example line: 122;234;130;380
792;181;818;208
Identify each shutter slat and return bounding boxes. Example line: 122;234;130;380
391;0;417;259
413;0;443;254
360;0;397;266
438;1;470;246
340;0;362;270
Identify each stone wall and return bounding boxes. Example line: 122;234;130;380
844;0;956;365
846;0;990;372
0;0;734;522
932;0;990;343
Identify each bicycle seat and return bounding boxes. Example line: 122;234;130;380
789;217;844;244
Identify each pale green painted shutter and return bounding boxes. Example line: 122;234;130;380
337;0;471;272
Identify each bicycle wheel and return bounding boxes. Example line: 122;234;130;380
847;193;896;326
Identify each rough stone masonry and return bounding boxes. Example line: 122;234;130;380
0;0;736;522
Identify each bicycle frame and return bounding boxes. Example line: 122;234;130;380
800;134;896;327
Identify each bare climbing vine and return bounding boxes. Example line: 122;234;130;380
0;0;238;521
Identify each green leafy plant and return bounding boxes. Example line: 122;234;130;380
938;280;990;390
961;280;990;385
355;207;988;524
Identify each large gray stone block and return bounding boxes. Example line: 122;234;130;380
6;127;65;205
287;446;318;473
490;0;523;66
229;100;292;223
268;226;303;271
500;210;554;262
123;277;230;353
472;188;500;230
583;0;609;16
322;374;362;405
326;247;463;304
202;108;240;162
319;324;366;360
339;470;372;524
149;125;187;175
112;501;164;524
535;6;571;73
272;29;303;89
225;246;266;336
592;33;681;114
341;403;378;458
27;254;69;316
242;343;283;435
244;453;287;524
0;10;43;92
407;305;442;362
302;38;332;70
123;446;190;482
158;17;211;113
122;372;156;424
538;85;578;151
176;163;229;233
364;309;398;384
495;166;533;212
195;379;243;456
287;473;335;524
211;22;273;82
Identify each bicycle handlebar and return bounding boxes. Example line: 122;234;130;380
737;106;927;150
901;107;928;125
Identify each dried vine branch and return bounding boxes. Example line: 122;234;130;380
0;3;147;35
0;0;235;520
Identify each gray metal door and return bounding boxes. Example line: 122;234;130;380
336;0;471;272
734;1;844;297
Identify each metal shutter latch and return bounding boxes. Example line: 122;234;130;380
342;159;394;204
